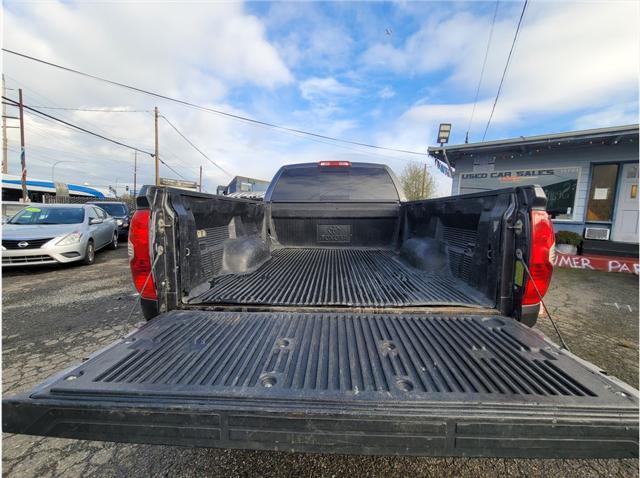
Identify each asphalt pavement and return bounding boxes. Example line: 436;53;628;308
2;246;638;477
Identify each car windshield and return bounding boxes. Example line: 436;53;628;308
92;203;127;216
8;206;85;225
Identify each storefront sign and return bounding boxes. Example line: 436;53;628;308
461;169;558;181
459;167;579;220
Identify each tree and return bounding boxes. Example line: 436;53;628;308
399;161;435;200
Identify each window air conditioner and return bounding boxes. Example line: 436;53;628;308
584;227;610;241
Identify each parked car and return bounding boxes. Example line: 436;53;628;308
88;201;131;237
3;162;638;459
2;204;118;267
1;201;35;223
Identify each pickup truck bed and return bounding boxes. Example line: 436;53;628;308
187;247;490;307
4;164;638;458
4;310;638;457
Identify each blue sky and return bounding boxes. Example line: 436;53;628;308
3;1;639;195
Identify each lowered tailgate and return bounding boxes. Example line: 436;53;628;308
3;310;638;458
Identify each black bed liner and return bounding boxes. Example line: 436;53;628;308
188;248;490;308
4;310;638;458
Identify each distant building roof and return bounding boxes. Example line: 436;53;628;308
217;175;270;195
428;124;639;167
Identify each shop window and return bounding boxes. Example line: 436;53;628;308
586;164;619;222
459;167;579;220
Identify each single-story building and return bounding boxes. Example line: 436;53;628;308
216;175;270;196
428;124;639;258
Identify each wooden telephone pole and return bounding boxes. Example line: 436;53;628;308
133;150;137;197
2;75;7;174
154;106;160;186
18;88;27;201
199;165;202;192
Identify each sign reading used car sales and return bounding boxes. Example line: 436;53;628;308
461;169;560;180
459;167;580;220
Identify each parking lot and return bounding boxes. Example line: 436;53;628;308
2;247;638;477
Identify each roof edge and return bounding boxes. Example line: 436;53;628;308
428;124;639;155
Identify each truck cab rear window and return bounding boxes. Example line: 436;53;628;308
270;166;400;202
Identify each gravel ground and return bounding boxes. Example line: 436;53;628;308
2;247;638;477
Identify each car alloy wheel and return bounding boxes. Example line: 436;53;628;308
84;242;95;265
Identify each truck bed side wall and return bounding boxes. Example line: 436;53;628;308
149;188;267;304
401;190;516;309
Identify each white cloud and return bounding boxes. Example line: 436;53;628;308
299;77;360;101
378;86;396;99
265;3;354;70
2;1;637;198
360;10;495;75
573;102;639;131
377;1;639;145
1;1;295;191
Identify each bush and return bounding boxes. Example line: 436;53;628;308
555;230;583;246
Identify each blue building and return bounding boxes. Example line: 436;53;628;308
428;124;639;255
1;174;108;201
217;175;270;196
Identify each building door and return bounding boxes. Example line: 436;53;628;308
611;163;639;243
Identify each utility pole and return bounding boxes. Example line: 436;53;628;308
133;150;137;197
199;165;202;192
18;88;27;201
421;161;427;198
154;106;160;186
2;75;7;174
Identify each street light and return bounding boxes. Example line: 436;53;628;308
51;160;84;182
435;123;454;180
437;123;452;146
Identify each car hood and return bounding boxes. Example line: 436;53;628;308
2;224;82;240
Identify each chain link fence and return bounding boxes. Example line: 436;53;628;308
42;195;137;212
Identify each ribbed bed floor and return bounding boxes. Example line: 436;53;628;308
189;248;491;308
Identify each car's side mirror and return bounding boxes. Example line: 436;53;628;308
89;218;103;225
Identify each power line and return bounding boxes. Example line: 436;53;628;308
3;48;429;156
157;155;187;180
3;96;154;156
27;106;151;113
3;95;187;178
161;115;232;178
4;97;194;182
482;0;528;141
3;73;152;148
466;1;500;143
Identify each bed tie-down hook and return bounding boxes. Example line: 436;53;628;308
508;219;523;235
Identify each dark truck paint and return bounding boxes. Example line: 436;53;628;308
3;161;638;458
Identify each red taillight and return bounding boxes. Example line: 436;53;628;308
319;161;351;167
523;209;555;305
128;209;157;300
